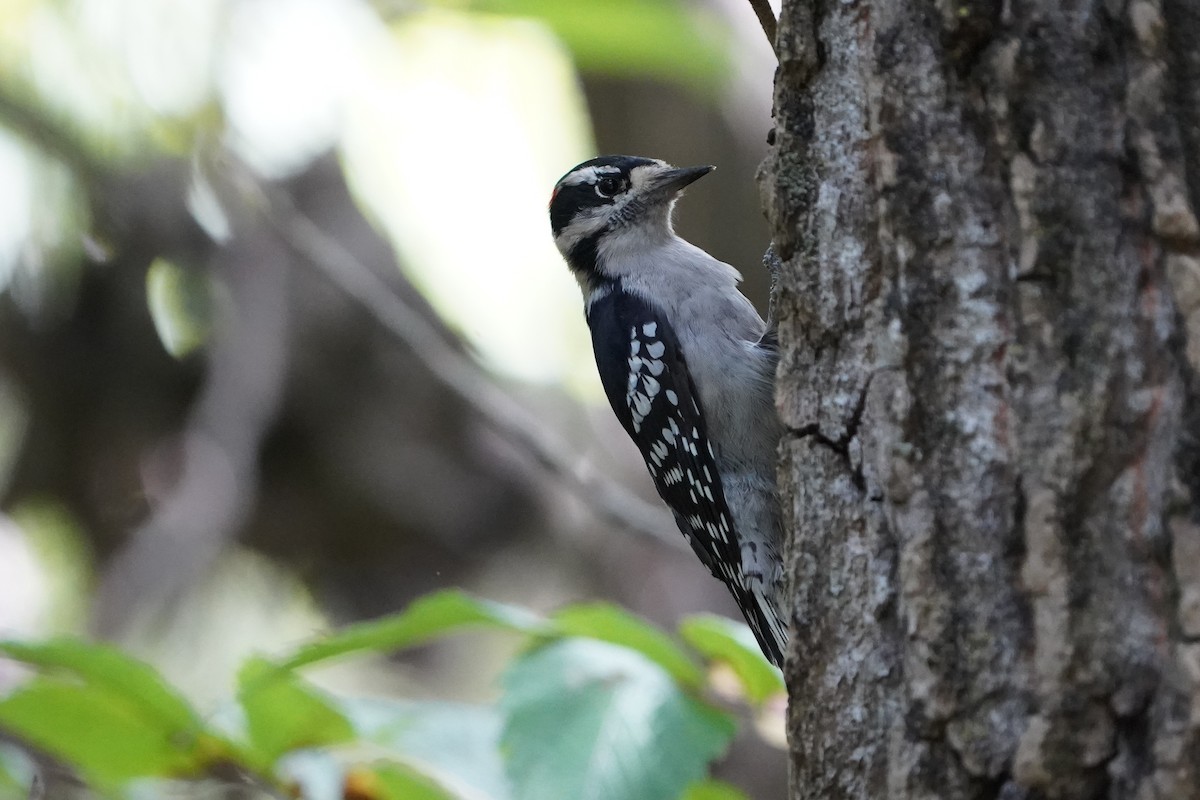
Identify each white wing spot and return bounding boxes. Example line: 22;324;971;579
665;390;678;405
632;392;651;418
646;359;665;376
642;375;660;397
643;322;657;337
645;341;665;359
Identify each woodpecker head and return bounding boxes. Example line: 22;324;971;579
549;155;713;276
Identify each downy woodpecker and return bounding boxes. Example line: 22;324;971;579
549;155;787;666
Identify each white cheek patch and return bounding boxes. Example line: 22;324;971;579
554;205;609;253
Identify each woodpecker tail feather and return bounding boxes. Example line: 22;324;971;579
737;584;787;669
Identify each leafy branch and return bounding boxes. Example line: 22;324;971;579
0;592;782;800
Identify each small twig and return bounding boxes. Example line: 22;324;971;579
747;0;778;52
0;88;684;561
91;226;291;636
261;188;683;552
0;85;105;187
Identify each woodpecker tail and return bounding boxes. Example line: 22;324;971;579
737;583;788;669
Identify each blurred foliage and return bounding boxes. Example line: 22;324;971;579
0;0;733;382
0;0;781;796
462;0;730;93
0;591;779;799
679;614;785;707
145;257;214;358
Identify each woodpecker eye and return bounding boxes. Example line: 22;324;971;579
595;176;622;198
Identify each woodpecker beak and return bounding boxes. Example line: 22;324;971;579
653;165;715;196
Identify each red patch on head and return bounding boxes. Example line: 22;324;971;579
548;186;559;208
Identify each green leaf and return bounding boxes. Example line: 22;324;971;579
237;657;355;765
0;639;242;788
681;779;752;800
340;699;509;800
145;257;213;358
500;639;735;800
0;680;214;789
552;604;704;689
678;615;784;706
465;0;732;95
0;638;201;733
278;590;547;672
357;762;461;800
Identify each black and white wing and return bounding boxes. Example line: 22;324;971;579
586;286;786;666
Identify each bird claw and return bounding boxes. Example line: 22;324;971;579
762;244;783;338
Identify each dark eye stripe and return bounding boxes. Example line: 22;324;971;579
548;167;628;236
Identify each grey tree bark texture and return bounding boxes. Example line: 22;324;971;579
759;0;1200;798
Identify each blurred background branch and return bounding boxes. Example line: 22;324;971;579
263;182;681;550
0;87;104;187
0;0;785;794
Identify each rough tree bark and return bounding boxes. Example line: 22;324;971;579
760;0;1200;797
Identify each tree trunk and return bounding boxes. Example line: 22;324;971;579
761;0;1200;797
